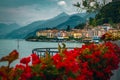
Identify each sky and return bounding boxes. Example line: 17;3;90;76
0;0;111;26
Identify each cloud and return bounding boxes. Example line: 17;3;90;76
0;0;57;8
0;0;81;26
57;1;67;6
0;4;62;26
0;0;91;26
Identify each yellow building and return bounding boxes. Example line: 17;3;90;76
36;30;59;38
70;29;82;38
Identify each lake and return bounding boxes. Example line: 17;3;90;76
0;39;83;66
0;39;120;80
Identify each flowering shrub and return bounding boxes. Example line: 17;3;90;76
101;32;120;41
0;42;120;80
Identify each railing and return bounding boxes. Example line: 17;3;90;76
32;47;74;57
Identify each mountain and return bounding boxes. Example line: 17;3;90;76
0;23;20;38
6;12;70;39
36;12;70;29
76;12;96;20
56;15;86;29
83;12;96;20
53;12;69;19
5;20;45;39
5;12;96;39
54;12;96;29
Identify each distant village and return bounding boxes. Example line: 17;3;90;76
27;24;120;43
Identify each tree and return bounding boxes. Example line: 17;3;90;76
74;1;120;26
74;23;85;29
66;25;71;31
95;1;120;24
73;0;106;13
73;0;109;27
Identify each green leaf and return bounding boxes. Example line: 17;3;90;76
83;0;88;7
62;43;66;49
58;43;61;53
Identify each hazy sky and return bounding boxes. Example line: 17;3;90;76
0;0;111;26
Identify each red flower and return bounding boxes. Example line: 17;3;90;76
31;53;41;66
20;57;30;65
96;72;104;78
15;64;25;70
52;54;62;69
67;77;74;80
19;66;32;80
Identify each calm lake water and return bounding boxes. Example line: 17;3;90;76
0;39;119;80
0;39;83;66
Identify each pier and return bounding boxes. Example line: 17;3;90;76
32;47;74;57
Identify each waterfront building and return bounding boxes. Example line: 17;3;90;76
36;30;48;37
47;30;58;38
100;24;112;31
36;29;59;38
36;25;116;41
60;31;69;39
70;29;82;38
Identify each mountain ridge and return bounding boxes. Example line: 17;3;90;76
56;15;86;29
4;12;96;39
0;23;21;38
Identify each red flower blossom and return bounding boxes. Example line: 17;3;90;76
19;66;32;80
52;54;62;69
31;53;41;66
67;77;74;80
96;72;104;78
20;57;30;65
15;64;25;70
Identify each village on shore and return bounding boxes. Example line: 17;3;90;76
26;23;120;43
